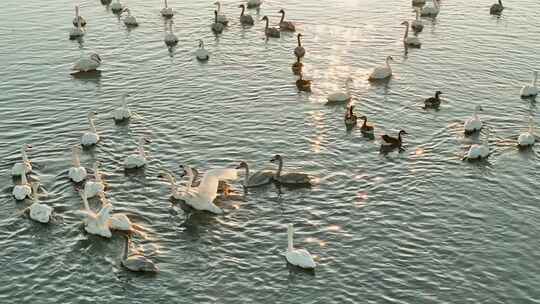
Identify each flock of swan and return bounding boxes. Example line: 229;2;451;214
9;0;537;274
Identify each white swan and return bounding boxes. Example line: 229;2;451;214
69;13;85;39
211;10;225;34
121;236;159;272
11;144;32;177
411;9;424;32
369;56;393;81
68;145;87;183
195;39;210;61
520;71;538;98
327;77;352;103
124;138;148;169
84;163;105;198
518;118;536;147
77;190;112;238
285;224;316;269
113;94;132;122
28;182;53;224
111;0;124;13
81;112;100;147
214;1;229;25
12;172;32;200
160;0;174;18
73;53;102;72
164;22;179;46
238;4;254;26
464;105;483;134
72;5;87;27
401;21;421;47
246;0;262;9
464;131;490;160
235;161;274;188
176;165;238;214
421;0;440;17
122;8;138;27
99;193;133;231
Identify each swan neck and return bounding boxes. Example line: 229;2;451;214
138;139;145;158
280;11;285;23
363;116;368;127
244;166;250;185
297;34;302;47
82;193;90;211
240;5;245;16
276;159;283;178
404;24;409;40
21;147;29;163
532;72;537;86
21;172;27;185
164;0;168;8
75;6;80;18
185;168;193;191
415;10;419;20
123;237;129;260
94;165;101;182
72;147;81;167
216;2;221;12
287;225;294;251
264;18;269;30
88;115;96;133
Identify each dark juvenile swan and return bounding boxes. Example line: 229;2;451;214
236;161;274;188
490;0;504;15
270;155;311;186
238;4;254;26
261;16;280;38
423;91;442;109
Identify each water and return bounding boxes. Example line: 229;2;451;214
1;0;540;302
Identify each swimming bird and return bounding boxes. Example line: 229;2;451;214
344;105;357;129
77;190;112;238
11;144;32;177
421;0;440;17
235;161;274;188
81;112;100;147
195;39;210;61
69;145;87;183
292;56;303;75
464;105;483;135
518;118;536;148
381;130;407;150
73;53;102;72
464;132;490;161
84;163;105;199
99;193;133;232
327;78;352;103
28;182;53;224
296;72;311;92
270;155;311;186
160;0;174;18
247;0;262;9
113;94;132;122
238;4;254;26
124;137;149;169
401;21;421;47
111;0;124;13
490;0;504;15
285;224;316;269
279;9;295;32
12;171;32;201
212;10;225;34
520;71;538;98
175;165;238;214
164;21;179;46
423;91;442;109
261;16;280;38
214;1;229;25
294;33;305;59
72;5;87;27
359;115;375;134
369;56;393;81
158;170;183;200
121;236;159;273
411;8;424;32
122;8;138;27
69;15;85;40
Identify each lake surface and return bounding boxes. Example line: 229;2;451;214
1;0;540;303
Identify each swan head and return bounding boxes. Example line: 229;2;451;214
278;9;285;14
399;130;408;136
198;39;204;48
87;111;97;119
270;154;282;163
238;4;245;9
475;105;483;112
178;164;193;178
235;161;248;169
386;56;394;62
435;90;443;97
401;21;409;26
261;16;268;21
359;115;367;121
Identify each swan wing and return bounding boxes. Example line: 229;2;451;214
286;249;316;269
198;168;238;196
